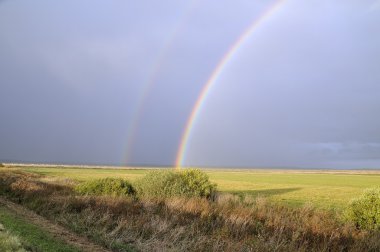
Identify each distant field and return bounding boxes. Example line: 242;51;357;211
3;165;380;210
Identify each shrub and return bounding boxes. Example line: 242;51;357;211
345;187;380;230
75;178;135;197
135;169;217;199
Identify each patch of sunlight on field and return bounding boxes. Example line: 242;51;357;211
3;166;380;210
206;171;380;209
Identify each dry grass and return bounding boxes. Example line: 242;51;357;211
0;170;379;252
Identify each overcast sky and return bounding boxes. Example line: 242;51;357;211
1;0;379;169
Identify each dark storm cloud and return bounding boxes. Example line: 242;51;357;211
0;0;379;168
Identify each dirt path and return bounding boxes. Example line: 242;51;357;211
0;196;110;252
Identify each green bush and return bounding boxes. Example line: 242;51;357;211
345;187;380;230
75;178;135;197
135;169;217;199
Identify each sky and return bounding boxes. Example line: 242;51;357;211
0;0;379;169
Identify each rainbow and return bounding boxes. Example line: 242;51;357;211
124;0;201;164
175;0;286;169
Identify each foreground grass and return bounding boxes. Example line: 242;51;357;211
3;166;380;210
0;223;26;252
0;206;80;252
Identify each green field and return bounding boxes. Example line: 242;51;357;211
3;166;380;210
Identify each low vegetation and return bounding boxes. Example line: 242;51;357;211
135;169;216;199
0;205;79;252
345;187;380;230
75;177;135;197
0;223;26;252
1;169;380;251
8;166;380;209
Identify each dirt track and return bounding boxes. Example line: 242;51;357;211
0;196;110;252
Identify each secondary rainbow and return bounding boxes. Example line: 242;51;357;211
175;0;286;169
124;0;201;164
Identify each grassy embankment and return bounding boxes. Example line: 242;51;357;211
8;166;380;210
0;206;79;252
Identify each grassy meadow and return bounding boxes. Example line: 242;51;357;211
4;165;380;210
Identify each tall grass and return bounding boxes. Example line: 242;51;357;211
0;170;379;251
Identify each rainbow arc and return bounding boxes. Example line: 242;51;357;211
175;0;286;169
